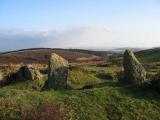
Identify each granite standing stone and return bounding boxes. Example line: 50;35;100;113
48;53;69;89
123;50;146;84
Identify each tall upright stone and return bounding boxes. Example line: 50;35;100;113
48;53;69;90
123;50;146;85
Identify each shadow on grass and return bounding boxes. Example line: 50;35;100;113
67;81;119;90
0;78;31;88
94;81;118;88
95;72;113;80
43;79;160;103
118;83;160;101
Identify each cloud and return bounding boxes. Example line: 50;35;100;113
0;26;112;51
0;26;160;51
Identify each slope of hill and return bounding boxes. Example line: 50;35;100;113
66;49;117;57
137;48;160;63
0;48;102;64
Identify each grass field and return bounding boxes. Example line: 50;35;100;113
0;60;160;120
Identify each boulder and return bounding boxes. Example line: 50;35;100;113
16;65;42;80
0;65;42;87
123;50;146;84
48;53;69;90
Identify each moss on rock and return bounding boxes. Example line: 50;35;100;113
123;50;146;85
48;53;69;90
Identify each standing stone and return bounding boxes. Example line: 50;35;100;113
123;50;146;85
48;53;69;90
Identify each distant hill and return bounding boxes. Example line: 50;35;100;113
0;48;102;64
66;49;117;57
112;47;146;53
0;47;159;64
137;48;160;63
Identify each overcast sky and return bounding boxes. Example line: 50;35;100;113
0;0;160;51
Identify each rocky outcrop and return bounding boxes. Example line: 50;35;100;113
48;53;69;90
0;65;42;87
16;65;42;80
123;50;146;84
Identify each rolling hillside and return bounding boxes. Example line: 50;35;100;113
66;49;117;57
0;48;160;119
110;47;160;64
137;48;160;63
0;48;102;64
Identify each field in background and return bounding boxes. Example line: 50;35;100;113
0;48;102;64
137;48;160;63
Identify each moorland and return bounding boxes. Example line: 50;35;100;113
0;48;159;120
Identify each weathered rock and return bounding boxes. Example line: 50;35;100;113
16;65;42;80
123;50;146;84
48;53;69;90
0;65;42;87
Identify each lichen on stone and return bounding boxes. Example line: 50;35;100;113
48;53;69;90
123;50;146;85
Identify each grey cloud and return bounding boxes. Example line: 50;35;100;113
0;26;111;51
1;26;157;51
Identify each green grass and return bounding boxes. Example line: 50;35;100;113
145;65;160;73
138;48;160;63
1;82;160;120
0;62;160;120
68;70;101;89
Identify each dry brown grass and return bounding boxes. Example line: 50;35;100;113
21;102;64;120
76;56;102;62
0;49;101;64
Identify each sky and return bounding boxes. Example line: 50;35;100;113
0;0;160;51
